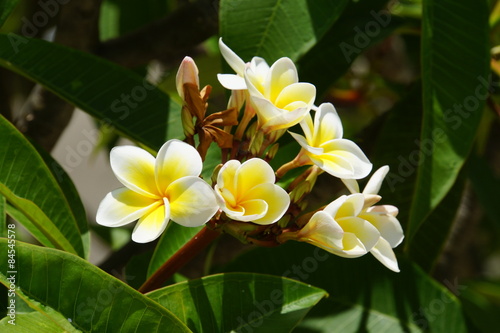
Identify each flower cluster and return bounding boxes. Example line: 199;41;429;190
96;39;404;272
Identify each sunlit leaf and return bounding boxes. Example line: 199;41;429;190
0;239;192;332
0;116;84;256
223;242;468;332
0;34;180;151
147;272;327;333
219;0;349;63
407;0;490;241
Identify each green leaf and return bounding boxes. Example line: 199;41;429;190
460;279;500;333
0;0;18;28
408;0;490;241
35;143;90;257
147;224;203;278
5;203;55;247
147;272;327;333
298;0;403;97
0;195;5;238
0;299;80;332
223;242;468;332
407;168;467;272
0;116;83;256
219;0;350;63
0;34;181;151
0;239;192;332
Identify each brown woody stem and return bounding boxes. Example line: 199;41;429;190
139;226;221;293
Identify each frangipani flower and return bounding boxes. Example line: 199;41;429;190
217;38;316;133
342;166;404;272
215;158;290;225
289;102;372;179
296;193;381;260
96;140;218;243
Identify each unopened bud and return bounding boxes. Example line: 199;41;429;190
266;143;279;160
250;131;264;156
176;56;200;100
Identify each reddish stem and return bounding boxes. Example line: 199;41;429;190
139;226;221;293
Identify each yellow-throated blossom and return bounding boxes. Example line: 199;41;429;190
341;166;404;272
215;158;290;224
96;140;218;243
289;102;372;179
293;166;403;272
217;38;316;132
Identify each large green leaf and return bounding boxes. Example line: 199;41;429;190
147;224;203;278
0;195;5;238
219;0;349;63
0;34;180;151
222;242;468;332
35;143;90;257
0;116;84;256
407;169;466;272
0;239;192;332
407;0;490;241
0;297;80;332
298;0;403;98
147;272;327;333
0;0;18;28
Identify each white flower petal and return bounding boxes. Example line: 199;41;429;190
338;216;380;252
299;113;314;143
236;158;275;196
131;199;170;243
265;58;299;102
323;195;348;216
289;132;324;155
243;183;290;225
219;38;246;76
341;178;360;194
217;74;247;90
110;146;158;198
361;205;404;247
155;139;202;194
168;176;218;227
236;199;268;222
370;238;400;272
300;211;344;250
274;83;315;111
250;57;270;78
96;188;160;227
217;159;240;193
261;106;311;132
336;193;365;218
313;103;343;143
363;165;390;195
320;139;373;179
309;153;355;178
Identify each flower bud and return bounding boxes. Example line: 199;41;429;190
176;56;200;100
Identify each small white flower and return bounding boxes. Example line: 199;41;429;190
96;140;219;243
